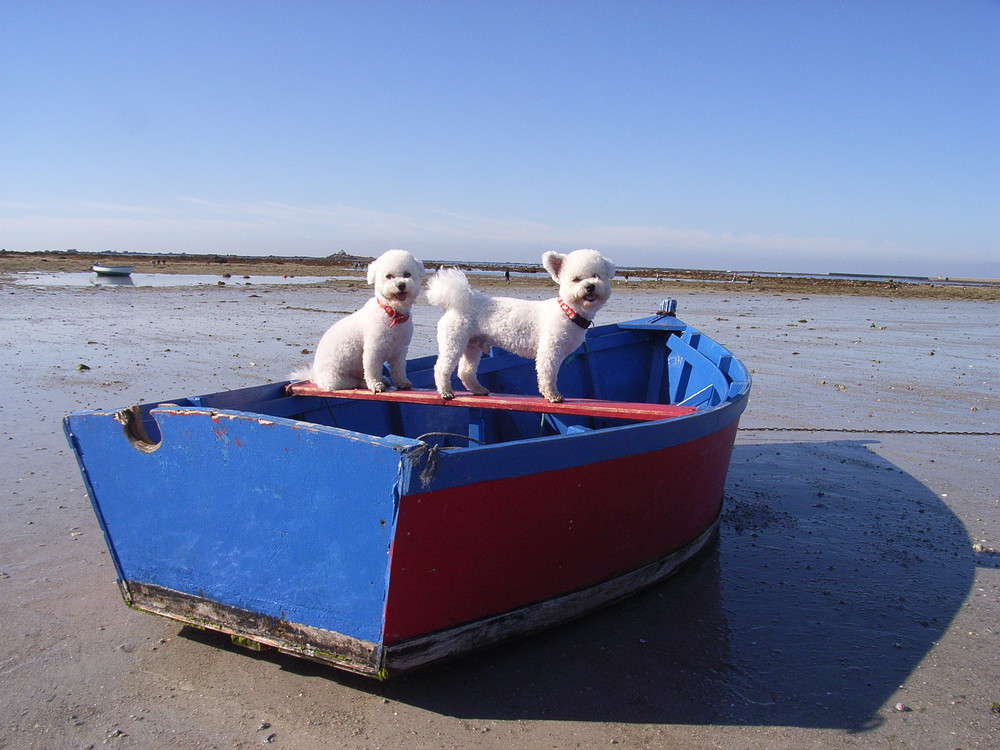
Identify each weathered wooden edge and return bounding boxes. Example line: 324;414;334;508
117;509;718;680
120;581;385;677
383;509;721;676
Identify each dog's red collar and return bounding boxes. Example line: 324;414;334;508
378;299;410;327
557;298;592;329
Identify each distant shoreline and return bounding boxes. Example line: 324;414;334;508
2;249;997;301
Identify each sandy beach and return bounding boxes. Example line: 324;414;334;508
1;270;998;748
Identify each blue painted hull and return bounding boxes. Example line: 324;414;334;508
64;310;750;677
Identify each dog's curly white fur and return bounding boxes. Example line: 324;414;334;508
427;249;614;402
296;249;424;393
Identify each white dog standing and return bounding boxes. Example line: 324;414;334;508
427;249;614;403
297;249;424;393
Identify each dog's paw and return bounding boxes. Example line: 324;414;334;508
369;380;387;394
470;385;489;396
396;379;413;391
438;388;455;400
543;392;564;403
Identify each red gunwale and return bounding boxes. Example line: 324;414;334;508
285;383;698;421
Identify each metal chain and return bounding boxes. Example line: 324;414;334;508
740;427;999;436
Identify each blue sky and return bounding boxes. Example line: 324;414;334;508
2;1;997;277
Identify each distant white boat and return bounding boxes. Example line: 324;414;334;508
91;264;133;276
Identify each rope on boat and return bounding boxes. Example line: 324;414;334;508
740;427;999;436
411;432;487;488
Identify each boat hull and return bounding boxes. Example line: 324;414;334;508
91;264;133;276
64;312;750;677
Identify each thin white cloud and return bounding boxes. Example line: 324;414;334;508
62;196;869;258
3;197;988;277
75;201;164;215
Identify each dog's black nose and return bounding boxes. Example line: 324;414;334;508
585;283;595;293
396;281;407;291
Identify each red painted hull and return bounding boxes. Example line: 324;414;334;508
385;421;737;642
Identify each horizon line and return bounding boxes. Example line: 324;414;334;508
4;247;998;285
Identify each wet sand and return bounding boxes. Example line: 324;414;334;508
1;275;998;748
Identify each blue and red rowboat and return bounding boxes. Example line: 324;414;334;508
64;302;750;678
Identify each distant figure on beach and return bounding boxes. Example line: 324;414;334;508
505;269;511;284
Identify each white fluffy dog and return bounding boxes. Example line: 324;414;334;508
297;249;424;393
427;249;615;402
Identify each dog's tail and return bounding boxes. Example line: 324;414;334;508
426;267;477;311
288;364;313;382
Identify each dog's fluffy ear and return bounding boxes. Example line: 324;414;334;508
366;258;379;286
542;251;565;282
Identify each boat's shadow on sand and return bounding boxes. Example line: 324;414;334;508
194;439;977;730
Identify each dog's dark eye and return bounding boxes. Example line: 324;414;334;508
385;273;393;279
572;277;582;283
402;272;411;278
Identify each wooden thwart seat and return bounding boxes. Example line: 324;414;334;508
286;382;697;422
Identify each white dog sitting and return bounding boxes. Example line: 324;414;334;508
427;249;614;403
297;249;424;393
